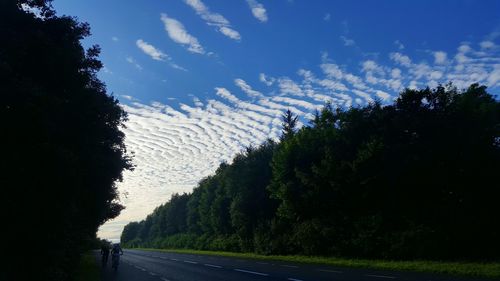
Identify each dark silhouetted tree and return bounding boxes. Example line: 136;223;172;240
1;1;132;279
280;109;298;140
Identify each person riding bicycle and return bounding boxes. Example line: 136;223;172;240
111;243;124;270
100;243;110;266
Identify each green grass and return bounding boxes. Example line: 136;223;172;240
74;251;100;281
133;248;500;279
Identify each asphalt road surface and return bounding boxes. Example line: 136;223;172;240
96;249;495;281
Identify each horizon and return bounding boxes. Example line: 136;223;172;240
52;0;500;241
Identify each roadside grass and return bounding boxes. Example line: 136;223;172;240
133;248;500;279
75;251;100;281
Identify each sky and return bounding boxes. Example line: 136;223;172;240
52;0;500;241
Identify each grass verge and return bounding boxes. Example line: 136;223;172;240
133;248;500;279
75;251;100;281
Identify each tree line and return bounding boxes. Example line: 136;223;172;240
122;84;499;261
2;1;131;280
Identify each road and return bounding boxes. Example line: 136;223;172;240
96;249;494;281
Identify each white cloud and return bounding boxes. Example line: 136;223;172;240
184;0;241;40
458;44;471;53
126;57;142;70
352;89;373;103
160;13;205;54
112;36;119;42
389;52;412;67
410;63;431;79
340;35;356;46
136;39;169;61
335;93;352;108
480;40;495;50
184;0;226;25
394;40;404;50
455;52;468;63
235;78;263;97
258;98;306;117
487;66;500;86
193;97;204;107
121;95;133;100
170;63;188;72
278;78;304;96
391;68;401;79
219;27;241;40
136;39;187;71
429;70;443;80
215;87;240;104
259;73;275;86
362;60;382;72
246;0;268;22
344;73;368;90
272;96;318;111
376;90;391;101
323;13;331;21
318;78;348;91
434;51;447;64
321;63;343;79
409;80;418;89
298;68;314;83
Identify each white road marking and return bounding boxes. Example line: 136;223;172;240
288;278;304;281
317;269;343;273
234;269;269;276
281;264;299;268
160;278;170;281
171;258;179;261
257;262;269;265
183;260;198;264
365;274;397;279
148;272;157;276
204;263;223;268
160;257;167;259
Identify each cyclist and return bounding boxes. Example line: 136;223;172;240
111;243;124;270
100;243;110;266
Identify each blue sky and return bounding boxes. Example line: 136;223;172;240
53;0;500;240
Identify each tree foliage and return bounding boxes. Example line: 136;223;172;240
280;109;298;141
122;84;499;261
1;1;132;279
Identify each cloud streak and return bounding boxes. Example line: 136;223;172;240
184;0;241;40
126;57;142;70
340;35;356;46
136;39;187;71
246;0;268;22
160;13;205;54
136;39;168;61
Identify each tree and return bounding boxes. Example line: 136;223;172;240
226;141;278;252
1;1;132;279
268;84;500;259
280;109;298;140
